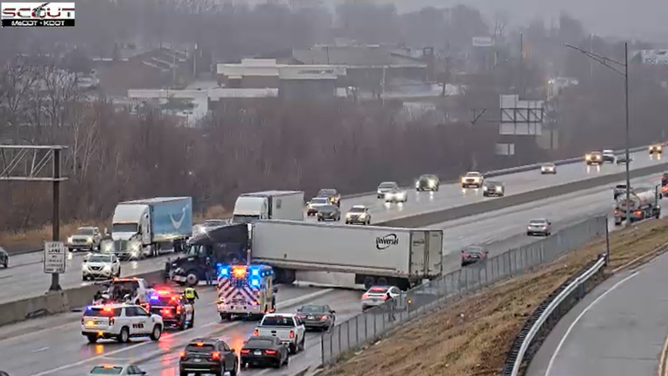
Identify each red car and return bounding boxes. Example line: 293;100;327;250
461;246;488;267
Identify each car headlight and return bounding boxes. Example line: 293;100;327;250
415;182;420;187
103;265;111;271
67;236;73;244
496;186;502;191
86;237;93;244
461;177;466;183
377;190;382;194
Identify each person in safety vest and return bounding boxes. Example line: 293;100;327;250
183;287;199;305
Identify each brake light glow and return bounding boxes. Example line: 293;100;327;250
381;295;388;300
233;266;247;278
320;315;328;321
289;330;295;339
240;349;250;354
161;309;172;317
179;351;186;358
362;293;369;299
176;306;182;314
265;349;277;355
253;329;259;336
196;342;204;347
634;210;642;215
102;307;113;313
211;351;221;360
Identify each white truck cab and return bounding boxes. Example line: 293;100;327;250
253;313;306;354
81;303;163;343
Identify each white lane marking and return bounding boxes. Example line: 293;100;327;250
31;346;48;353
30;288;334;376
544;271;639;376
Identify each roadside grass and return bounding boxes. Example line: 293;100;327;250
320;218;668;376
0;205;229;254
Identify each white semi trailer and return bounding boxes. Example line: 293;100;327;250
248;220;443;289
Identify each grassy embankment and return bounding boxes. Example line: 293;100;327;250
320;218;668;376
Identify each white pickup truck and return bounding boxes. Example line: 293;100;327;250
253;313;306;354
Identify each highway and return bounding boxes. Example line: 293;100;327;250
526;252;668;376
1;150;664;304
1;169;666;376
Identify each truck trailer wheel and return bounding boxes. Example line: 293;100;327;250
185;270;200;286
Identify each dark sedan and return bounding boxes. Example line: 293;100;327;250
317;204;341;222
296;304;336;331
179;338;238;376
240;336;289;369
461;246;488;267
0;247;8;268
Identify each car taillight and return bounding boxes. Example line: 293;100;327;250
211;351;221;360
240;349;250;354
634;210;642;215
253;329;259;336
362;293;369;299
161;309;172;317
176;306;182;314
179;351;186;358
320;315;328;321
381;295;388;300
265;349;277;355
289;330;295;339
462;253;470;258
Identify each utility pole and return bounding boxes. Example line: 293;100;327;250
564;42;631;226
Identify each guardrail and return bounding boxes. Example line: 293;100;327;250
501;253;607;376
320;215;608;365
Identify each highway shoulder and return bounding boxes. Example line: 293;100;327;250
527;252;668;376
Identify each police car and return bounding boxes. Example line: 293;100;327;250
147;289;195;330
81;303;163;344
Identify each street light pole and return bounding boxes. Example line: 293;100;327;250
623;42;631;227
564;42;631;226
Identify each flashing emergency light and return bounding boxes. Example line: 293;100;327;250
218;266;229;277
251;278;260;287
251;268;259;277
232;266;247;278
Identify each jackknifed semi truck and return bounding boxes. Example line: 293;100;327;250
249;220;443;289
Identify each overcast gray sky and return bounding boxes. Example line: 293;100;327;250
317;0;668;42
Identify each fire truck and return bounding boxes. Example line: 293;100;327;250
216;263;277;321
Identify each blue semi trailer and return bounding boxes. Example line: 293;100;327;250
108;197;193;259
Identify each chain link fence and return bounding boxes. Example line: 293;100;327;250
321;215;608;365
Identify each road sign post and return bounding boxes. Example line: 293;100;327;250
44;241;67;289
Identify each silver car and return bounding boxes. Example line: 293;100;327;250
377;181;399;198
482;181;504;197
361;285;403;311
82;253;121;281
527;218;552;236
88;364;147;375
68;226;102;252
307;197;332;216
384;187;408;203
540;163;557;174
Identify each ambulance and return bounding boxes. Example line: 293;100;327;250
216;264;277;321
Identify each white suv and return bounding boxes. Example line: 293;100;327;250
81;304;163;344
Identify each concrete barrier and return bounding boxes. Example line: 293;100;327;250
0;270;165;327
380;161;668;228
